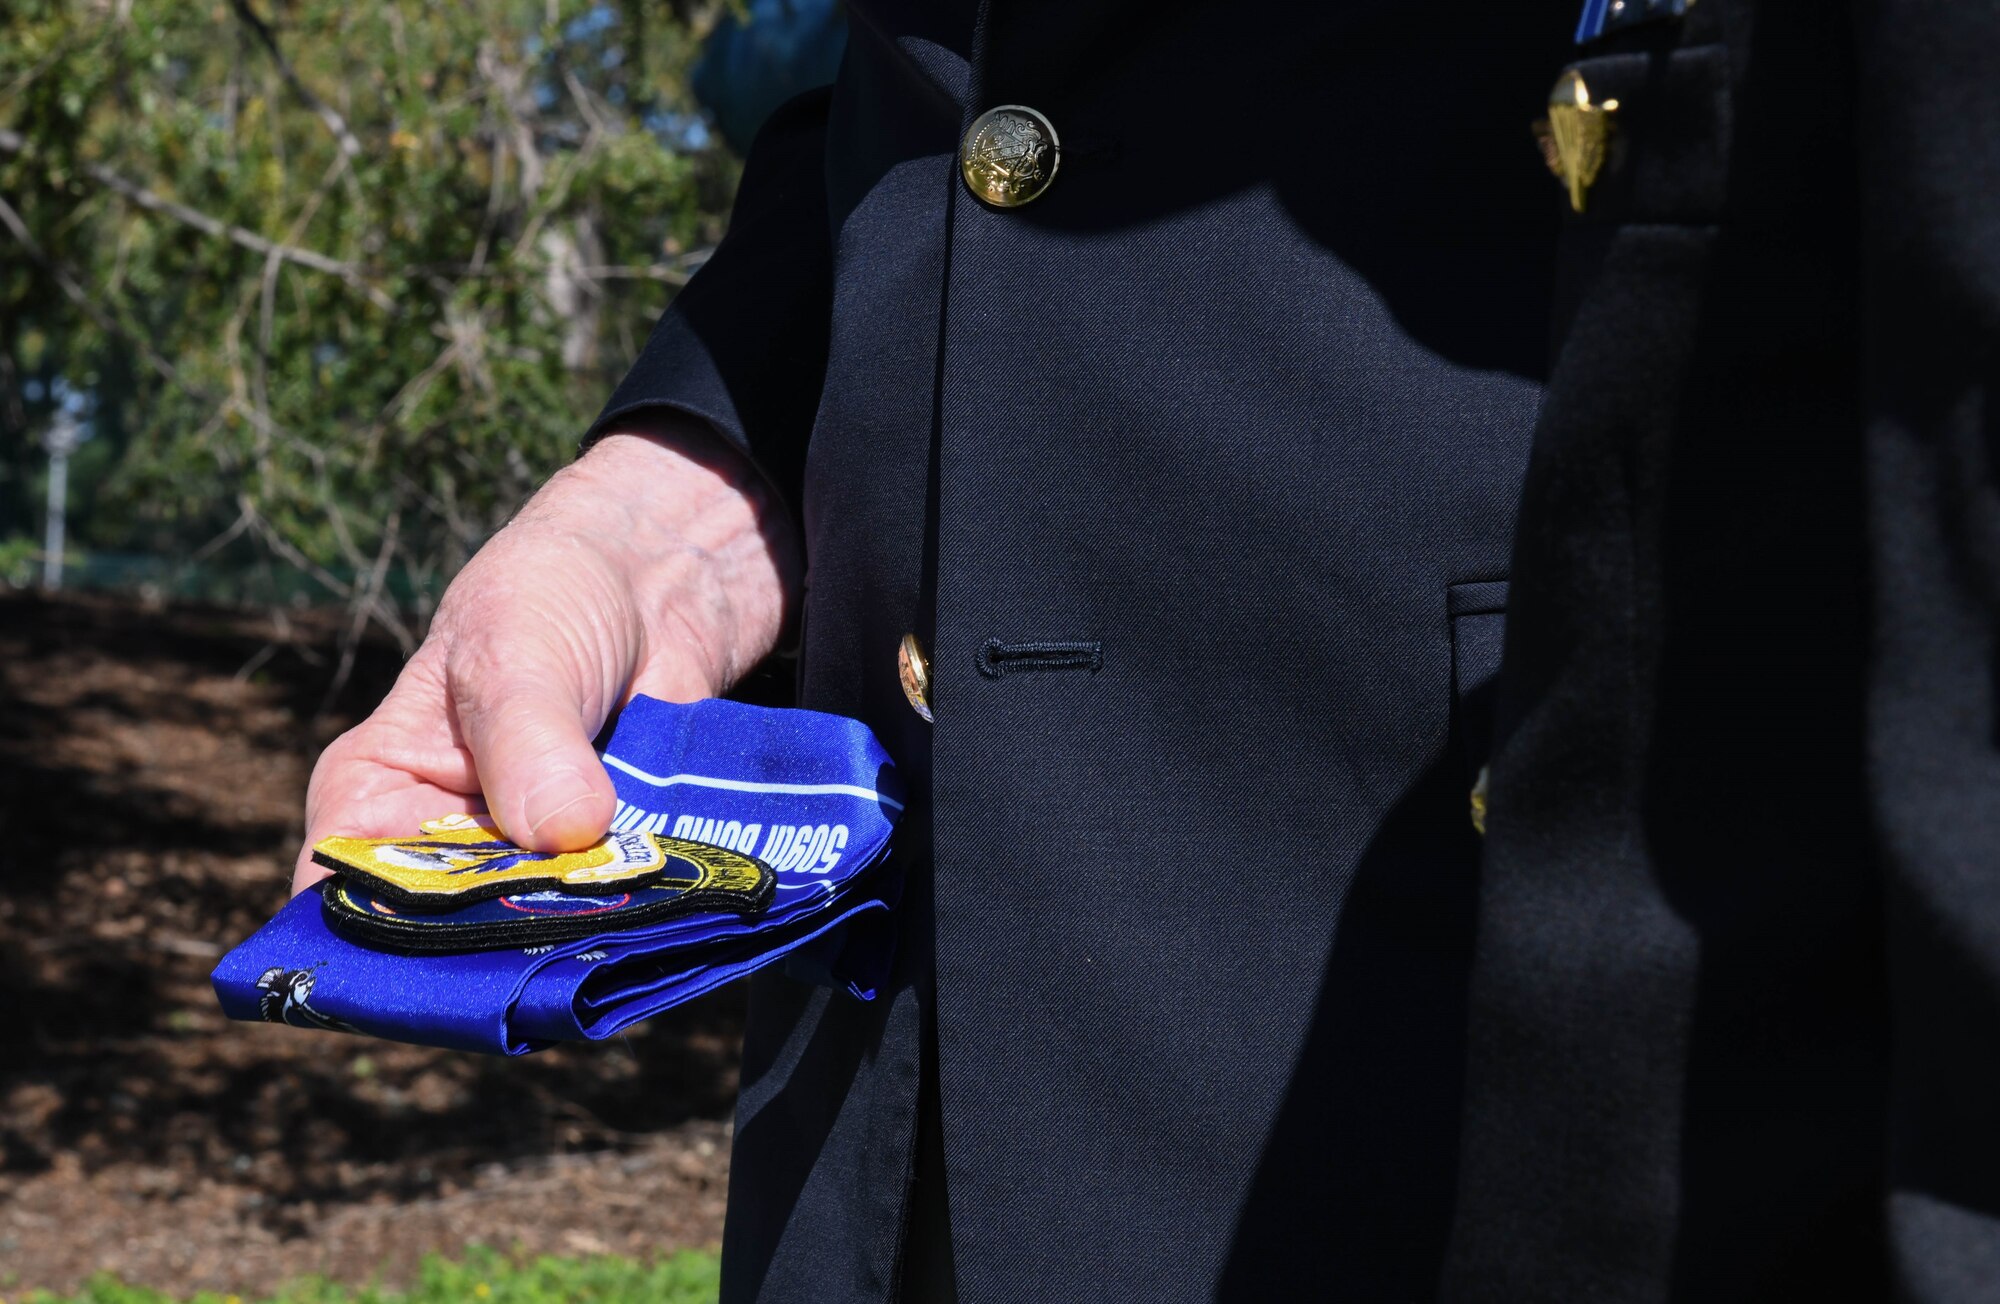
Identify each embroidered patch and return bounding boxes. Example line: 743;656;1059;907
417;812;495;835
320;841;774;952
311;820;768;908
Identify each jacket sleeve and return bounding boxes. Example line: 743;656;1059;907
583;84;834;510
1854;3;2000;1292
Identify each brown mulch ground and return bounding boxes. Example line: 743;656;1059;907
0;591;743;1296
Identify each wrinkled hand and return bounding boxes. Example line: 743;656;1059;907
291;418;797;896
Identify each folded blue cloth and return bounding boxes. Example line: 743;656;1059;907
212;696;902;1055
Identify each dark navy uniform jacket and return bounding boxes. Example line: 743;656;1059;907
594;0;2000;1298
590;2;1572;1299
1445;3;2000;1301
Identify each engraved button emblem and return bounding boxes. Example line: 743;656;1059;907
898;632;934;723
960;105;1060;208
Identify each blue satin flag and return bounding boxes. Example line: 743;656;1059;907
212;696;903;1055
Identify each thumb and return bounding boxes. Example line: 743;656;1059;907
446;639;619;852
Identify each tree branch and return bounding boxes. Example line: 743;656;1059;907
0;127;395;311
320;506;403;716
225;0;365;159
0;187;328;472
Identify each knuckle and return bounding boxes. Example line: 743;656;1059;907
447;631;590;743
444;636;523;735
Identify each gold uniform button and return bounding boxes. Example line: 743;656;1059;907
898;632;934;723
961;105;1060;208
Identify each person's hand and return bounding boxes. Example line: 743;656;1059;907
291;417;797;896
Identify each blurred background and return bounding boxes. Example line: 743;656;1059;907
0;3;842;1298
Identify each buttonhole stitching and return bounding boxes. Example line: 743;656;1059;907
977;638;1104;679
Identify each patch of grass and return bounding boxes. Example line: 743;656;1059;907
12;1247;720;1304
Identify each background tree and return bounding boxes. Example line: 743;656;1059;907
0;0;746;654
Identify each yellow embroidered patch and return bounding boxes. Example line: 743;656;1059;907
318;832;778;951
312;822;676;907
418;812;495;835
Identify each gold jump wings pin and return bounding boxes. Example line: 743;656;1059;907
1534;68;1619;213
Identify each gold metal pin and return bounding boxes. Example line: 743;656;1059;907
1470;765;1490;837
1533;68;1619;213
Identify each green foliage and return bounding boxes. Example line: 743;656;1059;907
15;1247;721;1304
0;0;738;615
0;533;41;587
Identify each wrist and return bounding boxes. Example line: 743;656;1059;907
549;414;799;694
